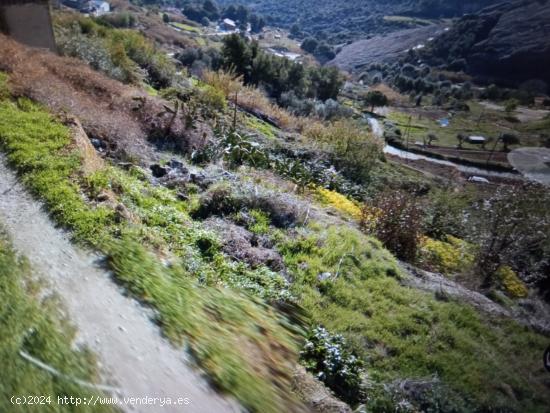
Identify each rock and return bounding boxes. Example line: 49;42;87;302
176;192;189;201
330;24;444;72
318;272;333;282
292;365;352;413
190;172;212;188
204;218;286;272
91;138;104;150
117;162;134;170
96;191;110;202
150;164;168;178
167;159;185;169
66;117;104;175
115;203;133;223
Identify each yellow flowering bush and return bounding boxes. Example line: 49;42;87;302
359;204;383;234
419;235;475;274
315;187;362;220
495;266;528;298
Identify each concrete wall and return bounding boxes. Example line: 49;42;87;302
0;0;57;52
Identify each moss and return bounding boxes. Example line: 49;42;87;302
0;229;116;413
315;187;362;219
495;265;529;298
248;209;271;235
0;72;10;100
245;114;278;140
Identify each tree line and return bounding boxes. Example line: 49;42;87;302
221;34;343;101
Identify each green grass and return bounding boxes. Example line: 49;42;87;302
277;223;550;412
387;102;524;149
0;228;116;413
387;101;550;153
0;95;301;412
169;22;202;33
245;114;278;140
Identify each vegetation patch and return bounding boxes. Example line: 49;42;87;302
170;22;202;33
245;114;278;139
418;235;475;275
277;223;549;411
315;187;362;219
0;96;302;413
495;266;529;299
0;228;116;413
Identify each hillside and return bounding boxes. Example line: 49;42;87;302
417;0;550;87
144;0;502;44
1;3;550;413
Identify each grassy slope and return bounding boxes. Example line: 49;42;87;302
0;228;116;413
277;224;549;411
1;70;549;411
0;82;301;412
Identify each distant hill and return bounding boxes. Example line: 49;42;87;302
214;0;502;44
418;0;550;87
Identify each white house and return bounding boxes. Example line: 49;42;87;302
86;0;110;16
222;18;236;31
466;136;486;145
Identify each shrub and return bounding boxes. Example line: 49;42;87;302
495;266;528;298
315;187;362;219
419;236;475;275
362;191;423;261
472;183;550;289
304;119;382;184
300;327;366;405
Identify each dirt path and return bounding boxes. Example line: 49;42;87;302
0;157;239;413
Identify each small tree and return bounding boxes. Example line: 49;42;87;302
301;37;319;54
427;133;438;146
162;13;170;23
363;90;388;112
500;133;519;152
472;183;550;291
290;23;301;37
456;133;465;149
504;98;518;113
362;190;423;262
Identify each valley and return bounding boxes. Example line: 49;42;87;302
0;0;549;412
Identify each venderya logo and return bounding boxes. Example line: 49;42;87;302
545;346;550;373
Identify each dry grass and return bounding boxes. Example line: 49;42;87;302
202;70;307;131
0;35;208;160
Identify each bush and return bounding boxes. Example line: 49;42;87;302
472;183;550;290
495;266;528;299
304;119;382;184
300;327;366;405
315;187;362;219
300;37;318;53
419;236;475;275
362;190;423;261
